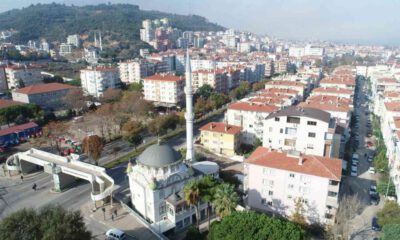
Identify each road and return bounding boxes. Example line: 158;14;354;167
339;77;381;239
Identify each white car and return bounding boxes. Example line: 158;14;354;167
106;229;126;240
369;185;377;195
368;167;376;174
367;155;374;162
351;168;358;177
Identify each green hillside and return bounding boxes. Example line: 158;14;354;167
0;3;225;44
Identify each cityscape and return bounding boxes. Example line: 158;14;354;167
0;1;399;240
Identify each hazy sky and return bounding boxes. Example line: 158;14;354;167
1;0;399;45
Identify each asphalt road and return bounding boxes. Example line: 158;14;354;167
340;77;381;239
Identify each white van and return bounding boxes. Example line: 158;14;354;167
106;229;126;240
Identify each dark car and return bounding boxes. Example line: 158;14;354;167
370;194;380;205
372;217;381;231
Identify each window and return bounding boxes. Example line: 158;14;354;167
159;204;166;215
286;127;297;135
268;191;273;196
289;173;295;178
308;132;316;138
307;121;317;126
284;139;296;147
287;195;293;200
269;127;273;132
329;180;339;186
288;184;294;189
176;220;183;229
307;144;314;149
328;191;338;197
280;128;283;133
275;117;280;122
287;117;300;124
261;198;267;205
184;217;190;226
267;201;273;206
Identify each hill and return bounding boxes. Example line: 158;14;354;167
0;3;225;55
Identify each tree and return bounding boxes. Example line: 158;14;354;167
195;84;214;100
148;113;181;136
333;194;363;238
377;175;396;196
374;150;388;172
127;82;143;92
0;205;91;240
121;120;143;149
43;121;70;154
382;224;400;240
209;93;229;109
63;88;88;113
208;211;305;240
199;176;219;230
184;225;203;240
82;135;104;165
377;201;400;226
101;88;122;103
252;81;266;91
213;183;239;219
184;180;201;229
291;198;307;227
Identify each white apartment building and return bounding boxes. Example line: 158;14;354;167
304;44;324;56
265;81;307;101
289;47;305;58
119;59;156;84
59;43;73;56
5;65;43;89
190;59;216;71
226;101;279;144
311;87;353;99
67;34;81;48
143;74;185;107
245;147;342;224
80;67;120;97
263;106;341;158
0;67;8;91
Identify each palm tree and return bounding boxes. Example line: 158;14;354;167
199;176;219;230
184;180;201;229
213;183;239;219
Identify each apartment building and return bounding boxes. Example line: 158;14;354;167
80;67;121;97
311;87;353;99
263;106;341;158
67;34;81;48
143;74;185;107
0;67;8;92
200;122;241;156
5;65;43;89
265;81;307;101
119;59;156;84
245;147;342;224
192;69;228;93
226;101;279;144
59;43;73;56
12;83;76;109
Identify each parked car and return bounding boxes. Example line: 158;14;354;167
368;167;376;174
351;168;358;177
369;185;377;195
368;155;374;162
370;194;380;205
372;217;381;231
106;229;126;240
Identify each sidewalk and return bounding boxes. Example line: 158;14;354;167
81;202;158;240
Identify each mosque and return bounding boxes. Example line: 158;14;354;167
128;50;219;233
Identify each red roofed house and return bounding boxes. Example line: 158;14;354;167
200;122;241;156
227;101;279;144
245;147;342;224
12;83;77;109
143;74;185;107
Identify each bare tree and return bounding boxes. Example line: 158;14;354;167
101;88;122;103
63;88;88;113
333;194;363;239
42;121;70;155
82;135;104;165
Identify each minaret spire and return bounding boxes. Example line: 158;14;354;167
185;48;195;162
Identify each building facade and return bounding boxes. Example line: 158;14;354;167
200;122;241;156
143;74;185;107
80;67;121;97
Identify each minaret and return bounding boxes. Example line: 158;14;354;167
94;32;98;48
185;49;195;162
99;31;103;51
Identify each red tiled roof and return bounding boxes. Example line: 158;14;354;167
15;83;76;95
384;91;400;98
0;99;24;109
0;122;38;137
378;77;398;84
200;122;241;135
247;147;342;181
307;95;352;105
228;102;279;113
299;102;350;113
393;117;400;129
144;74;184;82
313;87;353;94
266;80;305;87
384;102;400;112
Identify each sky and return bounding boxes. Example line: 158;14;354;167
1;0;399;45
